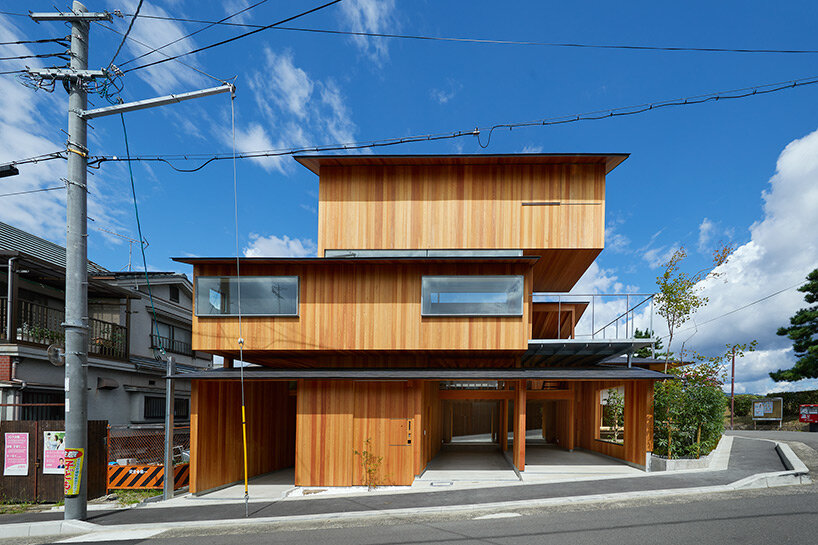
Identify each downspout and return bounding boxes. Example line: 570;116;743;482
6;256;15;341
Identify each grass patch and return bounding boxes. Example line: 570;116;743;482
110;489;162;506
0;501;33;515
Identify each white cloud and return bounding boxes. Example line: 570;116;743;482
233;122;285;173
430;79;462;105
642;244;679;269
340;0;396;62
320;81;356;144
676;128;818;393
264;50;314;119
222;0;257;24
243;234;317;257
605;219;631;254
697;217;734;254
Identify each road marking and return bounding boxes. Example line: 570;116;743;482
473;512;522;520
57;528;165;542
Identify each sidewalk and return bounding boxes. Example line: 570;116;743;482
0;436;810;540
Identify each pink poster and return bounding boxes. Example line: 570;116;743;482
43;431;65;475
3;432;29;476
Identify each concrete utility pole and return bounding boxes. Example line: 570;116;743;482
164;356;176;501
730;346;736;430
31;2;113;521
27;2;232;521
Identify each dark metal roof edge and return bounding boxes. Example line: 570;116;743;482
172;255;541;265
173;367;670;380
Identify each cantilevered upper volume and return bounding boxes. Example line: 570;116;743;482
295;153;628;292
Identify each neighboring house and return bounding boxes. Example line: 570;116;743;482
0;221;211;426
175;154;667;493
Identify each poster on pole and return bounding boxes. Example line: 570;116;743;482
43;431;66;474
63;448;84;496
3;432;29;476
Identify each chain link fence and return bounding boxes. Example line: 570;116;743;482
107;425;190;466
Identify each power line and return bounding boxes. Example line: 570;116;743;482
121;0;343;75
94;21;229;86
0;186;64;198
116;14;818;55
108;0;143;68
659;282;803;341
0;52;70;61
117;0;269;68
0;37;69;46
83;73;818;171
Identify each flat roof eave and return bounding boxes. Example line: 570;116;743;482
294;153;629;176
172;255;540;266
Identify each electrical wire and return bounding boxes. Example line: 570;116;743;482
107;0;143;68
658;282;803;341
0;37;69;46
0;186;64;198
116;14;818;55
117;0;269;68
119;112;165;359
0;53;70;61
94;21;229;86
84;73;818;172
121;0;342;75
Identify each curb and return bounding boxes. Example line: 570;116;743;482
2;437;811;541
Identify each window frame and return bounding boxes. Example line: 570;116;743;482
420;275;524;317
194;275;300;317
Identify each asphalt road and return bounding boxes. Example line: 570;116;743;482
29;486;818;545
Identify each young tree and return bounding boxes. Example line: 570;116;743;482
655;245;733;372
770;269;818;382
633;328;664;358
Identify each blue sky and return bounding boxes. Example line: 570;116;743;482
1;1;817;393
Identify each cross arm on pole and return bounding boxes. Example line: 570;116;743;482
30;12;112;22
79;84;235;119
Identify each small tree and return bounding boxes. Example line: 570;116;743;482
655;245;733;372
604;388;625;443
770;269;818;382
353;438;384;491
633;328;664;358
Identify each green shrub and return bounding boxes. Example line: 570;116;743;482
765;390;818;417
654;362;726;459
732;394;756;417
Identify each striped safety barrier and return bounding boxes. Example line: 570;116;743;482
107;463;190;491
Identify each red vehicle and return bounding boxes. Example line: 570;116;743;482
799;404;818;424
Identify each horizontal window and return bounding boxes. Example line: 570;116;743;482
195;276;299;316
421;276;523;316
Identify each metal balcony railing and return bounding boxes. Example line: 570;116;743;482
150;334;193;357
0;297;128;361
533;292;656;342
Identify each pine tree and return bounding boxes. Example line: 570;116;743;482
770;269;818;382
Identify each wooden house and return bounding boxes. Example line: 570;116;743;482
174;154;666;493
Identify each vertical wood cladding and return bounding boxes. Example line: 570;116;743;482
190;380;295;494
192;262;532;353
295;379;440;487
574;380;654;467
317;164;605;253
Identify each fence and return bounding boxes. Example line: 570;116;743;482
107;425;190;491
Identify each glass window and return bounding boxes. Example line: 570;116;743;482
421;276;524;316
195;276;299;316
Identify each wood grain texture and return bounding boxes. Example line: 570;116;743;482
193;262;532;353
317;164;605;253
513;380;527;470
573;380;654;467
190;380;295;494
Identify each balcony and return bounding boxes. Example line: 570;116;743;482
150;334;193;357
525;293;657;366
0;297;128;361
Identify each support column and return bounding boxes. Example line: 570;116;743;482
566;383;575;451
499;388;508;451
513;379;526;471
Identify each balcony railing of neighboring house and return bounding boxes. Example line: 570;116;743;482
150;334;193;357
0;297;128;361
532;292;657;343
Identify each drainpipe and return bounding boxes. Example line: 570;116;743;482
6;256;15;341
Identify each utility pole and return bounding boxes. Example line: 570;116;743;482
26;2;233;521
163;356;176;501
730;346;736;431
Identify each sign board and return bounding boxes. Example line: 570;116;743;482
43;431;65;475
3;433;29;476
752;397;783;423
63;448;84;496
799;404;818;424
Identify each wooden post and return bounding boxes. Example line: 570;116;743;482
223;357;234;369
566;383;575;450
513;379;526;471
499;385;508;451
